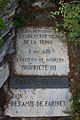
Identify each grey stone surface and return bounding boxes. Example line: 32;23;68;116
0;0;19;65
32;1;43;8
14;27;70;76
0;30;15;63
16;7;22;14
10;76;69;89
0;61;4;71
5;88;71;117
0;26;13;40
0;63;9;88
7;41;15;54
32;1;53;8
0;0;19;91
0;0;20;18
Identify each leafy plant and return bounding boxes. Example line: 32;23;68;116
0;16;6;48
70;85;80;120
13;16;27;27
0;0;11;48
13;13;36;27
50;1;80;120
0;0;9;10
0;38;3;48
77;64;80;73
50;0;80;46
0;16;6;30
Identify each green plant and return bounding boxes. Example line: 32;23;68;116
0;0;9;10
50;0;80;46
0;38;3;48
0;0;10;48
0;17;6;30
13;15;27;27
13;13;36;27
0;16;6;48
70;85;80;120
77;64;80;73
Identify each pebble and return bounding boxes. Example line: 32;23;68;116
70;78;74;83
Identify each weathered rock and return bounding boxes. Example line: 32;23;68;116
0;0;20;18
0;63;9;88
16;7;22;14
0;61;4;71
0;30;15;63
32;1;43;8
32;1;53;8
0;22;13;40
0;1;20;118
7;41;15;54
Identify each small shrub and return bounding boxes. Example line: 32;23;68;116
13;16;27;27
13;13;36;27
0;38;3;48
0;16;6;30
0;16;6;48
50;0;80;46
0;0;9;10
0;0;10;48
77;64;80;73
70;85;80;120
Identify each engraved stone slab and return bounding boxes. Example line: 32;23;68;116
13;27;70;76
10;76;69;89
5;88;71;117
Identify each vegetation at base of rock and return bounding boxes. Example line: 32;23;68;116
0;0;14;48
0;38;3;48
13;15;27;27
70;85;80;120
0;16;6;48
50;0;80;119
0;17;6;30
13;13;36;27
0;0;9;10
50;0;80;46
77;64;80;73
0;0;10;48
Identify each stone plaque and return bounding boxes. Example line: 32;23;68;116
10;76;69;89
5;88;71;117
7;27;71;117
13;27;70;76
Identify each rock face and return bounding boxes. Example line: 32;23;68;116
0;63;9;88
0;0;20;88
31;0;53;8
